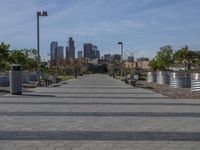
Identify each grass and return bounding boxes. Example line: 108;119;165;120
59;75;75;81
115;76;124;80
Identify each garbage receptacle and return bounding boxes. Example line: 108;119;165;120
9;64;22;95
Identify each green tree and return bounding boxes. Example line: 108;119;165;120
149;45;174;71
9;50;26;65
156;45;174;70
174;45;197;71
23;49;37;71
0;42;10;71
149;59;158;71
8;49;37;71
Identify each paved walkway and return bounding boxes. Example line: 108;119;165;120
0;74;200;149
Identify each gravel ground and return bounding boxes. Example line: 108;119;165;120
136;80;200;99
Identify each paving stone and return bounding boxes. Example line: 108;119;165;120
0;74;199;149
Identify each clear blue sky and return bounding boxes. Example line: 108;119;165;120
0;0;200;60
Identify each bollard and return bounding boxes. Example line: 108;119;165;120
9;64;22;95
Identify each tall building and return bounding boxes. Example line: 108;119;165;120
66;37;75;59
92;45;98;59
137;57;149;61
112;54;121;61
56;46;64;60
78;51;83;59
50;41;58;60
104;54;111;61
95;50;100;59
92;45;100;59
127;56;134;62
84;43;93;59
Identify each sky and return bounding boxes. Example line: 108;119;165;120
0;0;200;60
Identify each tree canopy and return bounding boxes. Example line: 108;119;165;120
149;45;174;71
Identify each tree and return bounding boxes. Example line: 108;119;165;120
174;45;197;71
9;50;26;64
0;42;10;71
8;49;37;71
156;45;174;70
149;45;174;71
149;59;158;71
23;49;37;71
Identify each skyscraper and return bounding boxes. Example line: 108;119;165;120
92;45;97;59
50;41;58;60
78;51;83;59
95;50;100;59
66;37;75;59
84;43;93;59
56;46;64;60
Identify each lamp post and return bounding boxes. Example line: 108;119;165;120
36;11;48;86
118;42;123;79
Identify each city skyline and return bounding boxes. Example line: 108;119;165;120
1;0;200;60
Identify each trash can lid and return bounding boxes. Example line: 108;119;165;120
10;64;22;71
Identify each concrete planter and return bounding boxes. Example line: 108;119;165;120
170;72;191;88
191;73;200;92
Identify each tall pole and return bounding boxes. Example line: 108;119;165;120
37;12;40;85
36;11;48;86
121;43;123;79
118;42;123;80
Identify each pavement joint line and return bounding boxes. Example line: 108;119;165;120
0;112;200;117
0;131;200;141
0;102;199;106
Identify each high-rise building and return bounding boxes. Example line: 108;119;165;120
56;46;64;60
127;56;134;62
50;41;58;60
95;50;100;59
78;51;83;59
137;57;149;61
112;54;121;61
104;54;111;61
66;37;75;59
84;43;93;59
92;45;97;59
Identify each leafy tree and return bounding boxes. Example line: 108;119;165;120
174;45;197;71
149;59;158;71
9;50;26;64
8;49;37;71
23;49;37;71
0;42;10;71
149;45;174;71
156;45;174;70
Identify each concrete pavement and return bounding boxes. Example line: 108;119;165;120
0;74;200;149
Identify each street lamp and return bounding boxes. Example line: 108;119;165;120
36;11;48;86
118;42;123;79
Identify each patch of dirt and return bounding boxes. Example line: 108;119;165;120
136;80;200;99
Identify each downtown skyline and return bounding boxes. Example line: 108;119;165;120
0;0;200;60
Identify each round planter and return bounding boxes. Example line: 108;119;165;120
157;71;170;84
191;73;200;92
170;72;191;88
147;72;157;83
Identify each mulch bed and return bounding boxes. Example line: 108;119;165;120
136;80;200;99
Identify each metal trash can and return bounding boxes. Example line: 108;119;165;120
191;73;200;92
147;72;157;82
9;64;22;95
170;72;191;88
157;71;170;84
